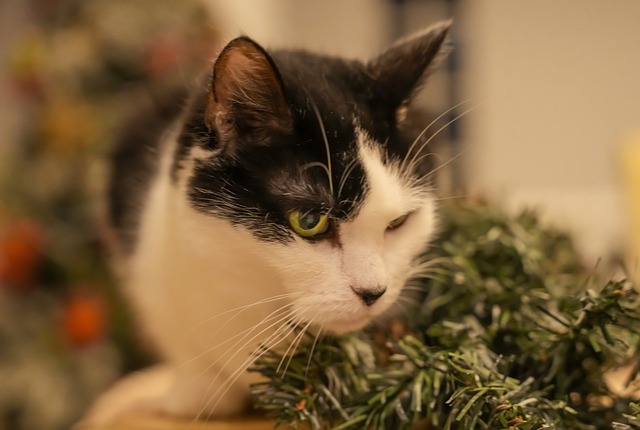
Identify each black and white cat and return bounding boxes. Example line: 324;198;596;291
85;21;451;424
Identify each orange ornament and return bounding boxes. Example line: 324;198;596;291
62;293;107;347
0;219;45;291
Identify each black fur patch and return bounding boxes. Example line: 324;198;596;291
185;50;421;243
108;24;450;250
107;88;188;254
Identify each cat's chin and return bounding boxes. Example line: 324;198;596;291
322;315;373;335
305;299;394;335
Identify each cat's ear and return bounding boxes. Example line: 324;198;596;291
367;21;452;115
205;36;292;155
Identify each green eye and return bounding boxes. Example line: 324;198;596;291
288;210;330;238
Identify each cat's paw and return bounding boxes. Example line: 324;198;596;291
77;364;253;427
77;365;173;427
160;374;252;420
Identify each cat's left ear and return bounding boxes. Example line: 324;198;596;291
367;21;452;115
205;36;293;156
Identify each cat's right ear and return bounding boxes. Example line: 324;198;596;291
367;21;452;118
205;37;292;156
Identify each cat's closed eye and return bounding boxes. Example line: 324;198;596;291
288;209;331;238
387;212;412;231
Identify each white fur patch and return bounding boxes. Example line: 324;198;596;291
262;127;438;334
88;126;438;423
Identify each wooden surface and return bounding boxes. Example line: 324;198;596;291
78;416;274;430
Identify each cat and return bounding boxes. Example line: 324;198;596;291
83;20;452;425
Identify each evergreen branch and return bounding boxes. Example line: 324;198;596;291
251;201;640;429
612;403;640;429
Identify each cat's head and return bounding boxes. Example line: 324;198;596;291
180;22;451;334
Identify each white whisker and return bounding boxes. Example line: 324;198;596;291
177;303;296;372
337;157;359;201
305;327;323;377
401;106;477;184
403;104;478;179
200;318;299;421
195;315;295;421
400;99;472;173
309;99;334;196
432;193;469;202
421;147;469;182
203;307;295;380
301;161;332;184
189;292;303;332
276;317;304;374
279;318;314;377
397;295;421;308
406;257;450;274
408;272;445;281
199;294;300;345
174;308;297;417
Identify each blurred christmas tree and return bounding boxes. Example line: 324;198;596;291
0;1;216;428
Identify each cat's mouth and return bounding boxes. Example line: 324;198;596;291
294;284;399;335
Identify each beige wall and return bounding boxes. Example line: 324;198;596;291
458;1;640;262
207;0;394;59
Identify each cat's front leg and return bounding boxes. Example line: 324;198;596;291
78;365;173;427
160;364;253;420
78;364;251;426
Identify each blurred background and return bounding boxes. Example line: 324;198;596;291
0;0;639;429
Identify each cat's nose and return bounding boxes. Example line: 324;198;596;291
353;287;386;306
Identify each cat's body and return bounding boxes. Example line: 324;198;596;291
85;21;451;424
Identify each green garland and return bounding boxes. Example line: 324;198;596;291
250;201;640;429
